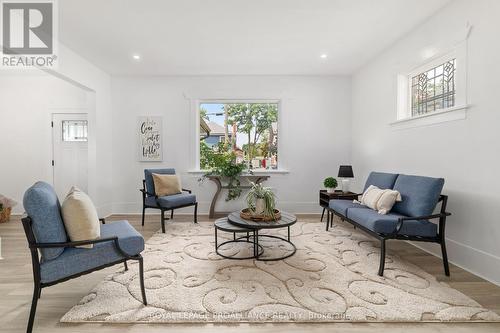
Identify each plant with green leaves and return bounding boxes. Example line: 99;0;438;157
199;148;249;201
226;103;278;161
324;177;338;189
246;182;276;218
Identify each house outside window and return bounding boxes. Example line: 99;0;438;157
199;102;278;171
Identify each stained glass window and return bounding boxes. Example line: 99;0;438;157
411;59;456;116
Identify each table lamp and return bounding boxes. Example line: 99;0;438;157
338;165;354;193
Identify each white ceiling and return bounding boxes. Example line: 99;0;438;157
59;0;451;76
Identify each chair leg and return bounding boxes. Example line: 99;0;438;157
141;206;145;226
330;211;334;227
325;210;330;231
138;256;147;305
161;209;166;233
378;239;386;276
27;283;40;333
320;207;325;222
194;203;198;223
441;239;450;276
124;261;128;271
170;209;174;219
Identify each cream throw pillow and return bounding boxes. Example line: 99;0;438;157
61;186;100;248
358;185;402;215
152;173;182;196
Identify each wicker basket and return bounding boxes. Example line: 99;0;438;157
0;207;12;223
240;208;281;222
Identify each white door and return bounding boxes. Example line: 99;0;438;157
52;113;88;199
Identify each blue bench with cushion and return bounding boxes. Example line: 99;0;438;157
141;168;198;233
327;172;451;277
22;181;147;333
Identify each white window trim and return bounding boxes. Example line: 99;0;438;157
191;98;289;174
393;41;468;129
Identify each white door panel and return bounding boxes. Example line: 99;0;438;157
52;113;88;199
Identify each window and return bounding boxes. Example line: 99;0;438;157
395;42;467;126
411;59;456;116
62;120;88;142
199;102;278;171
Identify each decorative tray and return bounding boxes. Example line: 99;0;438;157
240;208;281;222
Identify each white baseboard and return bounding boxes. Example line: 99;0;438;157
409;238;500;286
95;202;114;219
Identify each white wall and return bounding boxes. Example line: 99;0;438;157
111;76;351;214
0;43;113;216
351;0;500;284
0;72;90;214
54;44;113;216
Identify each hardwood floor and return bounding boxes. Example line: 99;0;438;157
1;214;499;333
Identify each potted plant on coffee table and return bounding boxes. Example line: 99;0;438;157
244;182;279;221
323;177;338;194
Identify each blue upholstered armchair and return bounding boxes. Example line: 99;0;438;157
141;168;198;233
22;182;147;333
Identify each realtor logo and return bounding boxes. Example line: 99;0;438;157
1;0;57;68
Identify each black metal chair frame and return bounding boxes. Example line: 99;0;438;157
140;180;198;233
21;217;147;333
326;194;451;277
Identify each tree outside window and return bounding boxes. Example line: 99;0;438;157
199;102;278;171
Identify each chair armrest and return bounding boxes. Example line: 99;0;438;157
393;212;451;235
140;188;158;199
32;236;118;249
182;188;192;194
399;212;451;221
33;236;134;258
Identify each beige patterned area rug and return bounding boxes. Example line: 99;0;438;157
61;218;500;323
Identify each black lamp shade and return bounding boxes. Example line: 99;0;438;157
338;165;354;178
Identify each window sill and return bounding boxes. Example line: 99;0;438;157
390;105;468;130
188;169;289;175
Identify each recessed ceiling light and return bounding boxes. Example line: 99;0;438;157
132;54;141;61
320;54;328;59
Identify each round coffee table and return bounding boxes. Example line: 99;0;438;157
214;218;264;260
226;211;297;261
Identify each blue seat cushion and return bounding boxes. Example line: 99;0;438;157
144;168;176;196
329;199;366;216
39;220;144;284
392;174;444;217
363;172;399;191
145;193;197;209
347;208;437;237
157;193;196;209
23;181;68;261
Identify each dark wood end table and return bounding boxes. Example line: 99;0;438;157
319;190;359;231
